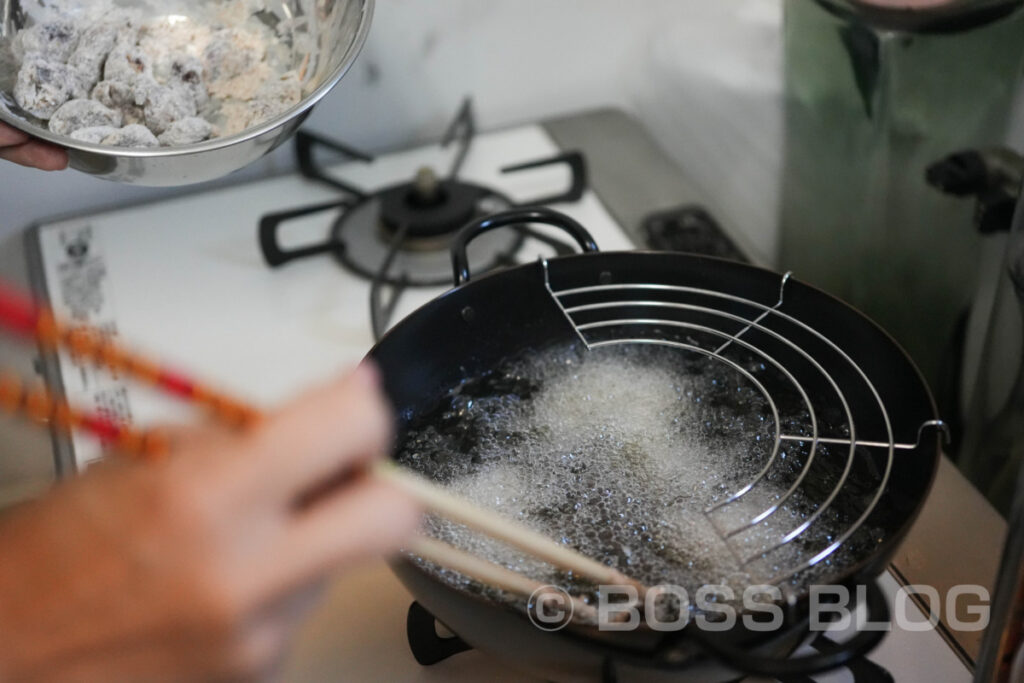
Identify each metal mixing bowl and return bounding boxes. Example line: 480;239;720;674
0;0;372;185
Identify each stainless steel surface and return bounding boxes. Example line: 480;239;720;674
542;260;945;585
0;0;373;186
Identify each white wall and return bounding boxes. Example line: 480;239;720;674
3;0;784;261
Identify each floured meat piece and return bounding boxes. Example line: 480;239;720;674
103;41;152;82
48;99;122;136
91;79;145;125
8;4;301;147
138;18;212;61
68;19;136;96
157;117;215;146
220;73;300;135
135;79;195;134
101;124;159;148
203;28;269;100
16;20;79;62
14;54;78;118
161;54;208;110
69;125;120;143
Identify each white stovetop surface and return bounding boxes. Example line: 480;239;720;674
34;124;971;682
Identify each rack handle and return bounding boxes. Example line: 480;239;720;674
451;207;599;286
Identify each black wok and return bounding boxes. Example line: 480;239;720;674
367;208;942;681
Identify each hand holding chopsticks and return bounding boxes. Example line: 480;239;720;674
0;277;650;618
0;366;419;681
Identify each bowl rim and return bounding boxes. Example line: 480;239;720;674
0;0;374;157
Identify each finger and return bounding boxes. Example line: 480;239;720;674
0;140;68;170
244;363;394;500
266;476;421;590
150;422;236;456
261;577;327;633
278;578;327;621
0;122;29;146
235;579;327;678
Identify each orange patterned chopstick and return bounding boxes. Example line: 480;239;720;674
0;281;263;429
0;278;264;459
0;370;169;459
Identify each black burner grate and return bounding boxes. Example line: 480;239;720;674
404;600;895;683
257;98;590;339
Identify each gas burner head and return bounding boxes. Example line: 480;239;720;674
331;180;520;287
377;167;491;251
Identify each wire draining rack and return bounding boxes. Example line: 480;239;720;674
541;258;946;587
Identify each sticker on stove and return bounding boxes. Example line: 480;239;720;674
90;384;133;427
55;226;109;322
43;223;131;468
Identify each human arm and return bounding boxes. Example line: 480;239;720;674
0;364;419;681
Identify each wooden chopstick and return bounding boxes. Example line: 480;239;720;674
0;279;651;606
375;461;648;595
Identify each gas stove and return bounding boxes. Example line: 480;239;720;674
26;107;971;682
